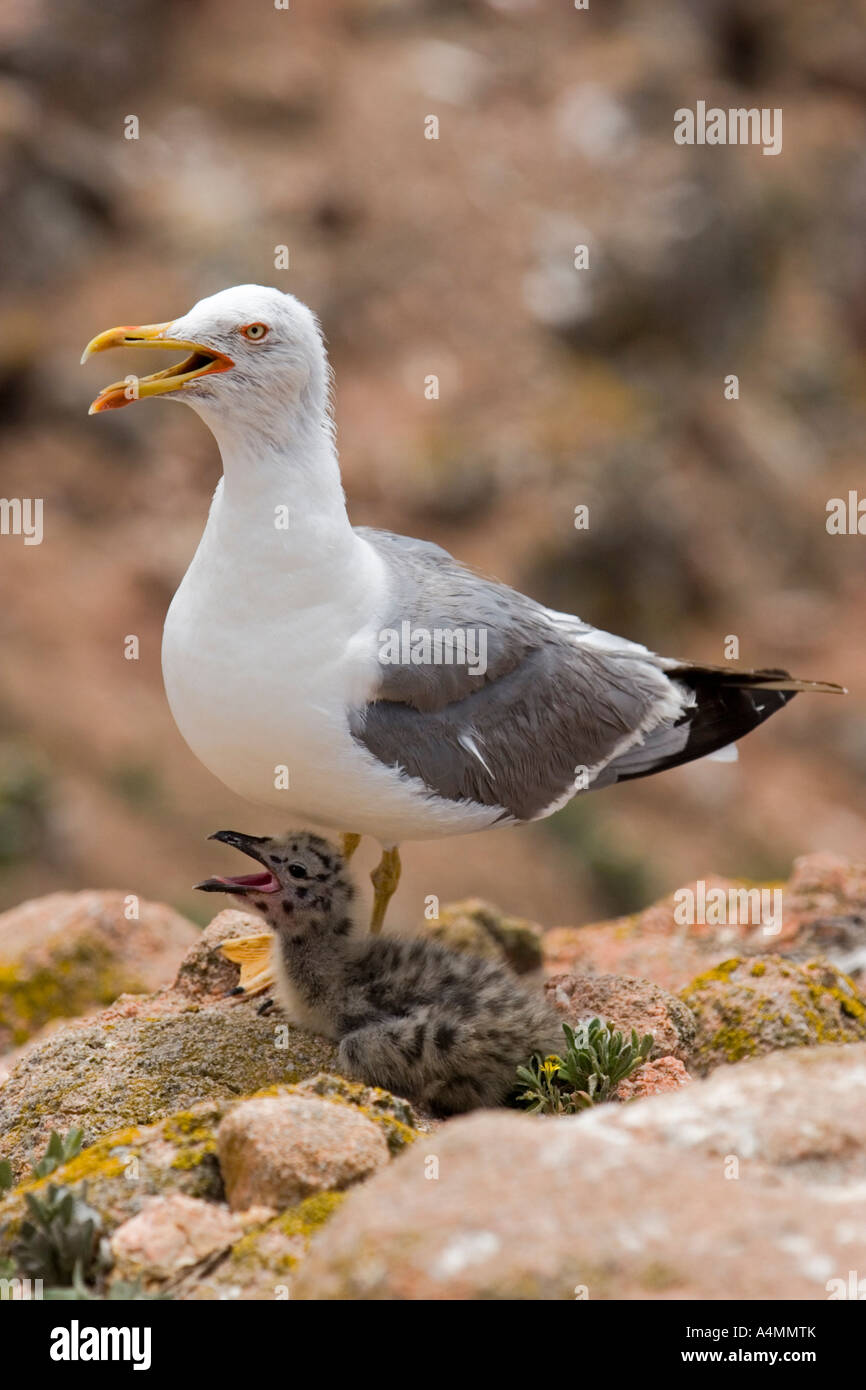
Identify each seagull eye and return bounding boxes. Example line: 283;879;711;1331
241;323;268;341
288;862;308;879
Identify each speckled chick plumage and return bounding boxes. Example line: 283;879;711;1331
202;830;562;1115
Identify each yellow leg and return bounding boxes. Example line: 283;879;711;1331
341;832;362;862
369;846;401;935
218;934;275;996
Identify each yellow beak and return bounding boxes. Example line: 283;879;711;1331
81;321;233;413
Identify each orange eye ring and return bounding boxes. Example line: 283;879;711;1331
240;322;269;341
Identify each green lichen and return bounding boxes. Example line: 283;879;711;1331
276;1191;346;1239
682;955;866;1072
227;1192;346;1279
683;958;742;991
282;1074;421;1153
0;940;126;1047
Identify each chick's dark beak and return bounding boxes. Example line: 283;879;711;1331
208;829;271;858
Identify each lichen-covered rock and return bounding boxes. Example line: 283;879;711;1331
0;1000;338;1181
423;898;543;974
0;890;199;1051
0;1095;228;1262
681;955;866;1073
289;1072;423;1152
0;1072;418;1293
615;1055;690;1101
544;971;696;1062
217;1094;390;1212
110;1194;241;1286
294;1045;866;1301
542;874;794;991
174;1192;347;1301
0;913;345;1182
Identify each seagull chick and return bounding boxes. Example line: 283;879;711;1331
196;829;562;1115
82;285;845;995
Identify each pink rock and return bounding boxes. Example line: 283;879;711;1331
616;1055;690;1100
294;1045;866;1301
217;1093;390;1212
0;890;199;1052
543;855;866;992
110;1194;241;1283
544;971;696;1061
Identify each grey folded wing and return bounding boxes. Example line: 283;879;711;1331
349;528;686;821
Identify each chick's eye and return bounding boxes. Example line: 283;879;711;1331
288;863;308;879
241;322;268;341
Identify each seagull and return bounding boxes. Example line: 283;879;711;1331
82;285;844;994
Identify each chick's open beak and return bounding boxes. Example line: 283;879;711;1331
81;321;233;413
195;830;281;895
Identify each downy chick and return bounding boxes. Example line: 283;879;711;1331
197;829;561;1115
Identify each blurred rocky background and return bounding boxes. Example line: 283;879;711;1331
0;0;863;928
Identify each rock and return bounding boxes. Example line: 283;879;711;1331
0;1097;228;1252
599;1042;866;1174
544;972;696;1062
681;955;866;1073
174;1192;347;1301
0;890;199;1051
542;873;784;990
217;1094;390;1212
110;1194;241;1286
615;1056;690;1101
781;853;866;982
543;874;797;991
173;907;270;1003
542;856;866;993
0;1073;417;1289
423;898;543;974
0;1001;338;1182
289;1072;424;1152
785;852;866;920
294;1045;866;1301
0;921;340;1180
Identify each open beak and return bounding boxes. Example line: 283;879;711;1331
195;830;281;896
81;321;233;413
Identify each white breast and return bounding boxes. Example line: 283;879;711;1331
161;493;498;843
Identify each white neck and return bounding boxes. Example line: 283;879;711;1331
193;398;356;572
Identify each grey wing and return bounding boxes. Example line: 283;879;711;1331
350;528;690;821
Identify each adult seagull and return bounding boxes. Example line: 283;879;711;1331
82;285;843;994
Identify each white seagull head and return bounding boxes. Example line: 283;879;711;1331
82;284;330;429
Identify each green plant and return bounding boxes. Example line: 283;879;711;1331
32;1129;84;1180
0;1130;83;1203
11;1183;107;1287
516;1017;654;1114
